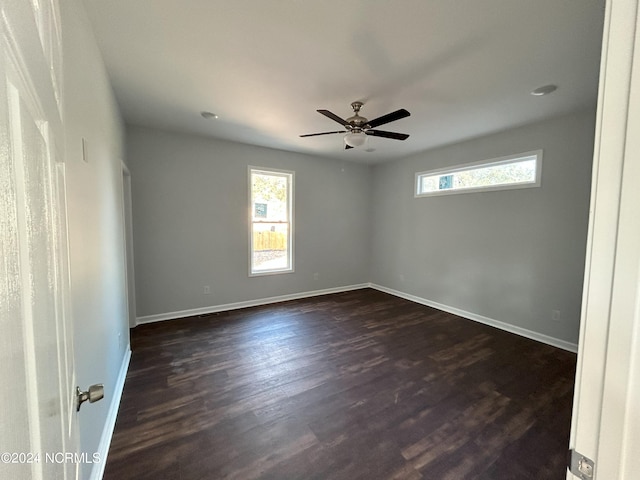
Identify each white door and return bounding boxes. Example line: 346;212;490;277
1;1;78;479
568;0;640;478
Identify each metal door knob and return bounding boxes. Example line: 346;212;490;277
76;384;104;411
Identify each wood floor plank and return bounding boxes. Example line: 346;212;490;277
104;288;575;479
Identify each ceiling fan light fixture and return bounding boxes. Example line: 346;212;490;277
344;131;367;148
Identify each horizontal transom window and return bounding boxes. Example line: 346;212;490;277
415;150;543;197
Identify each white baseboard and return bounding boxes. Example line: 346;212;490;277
370;283;578;353
90;347;131;480
136;283;370;326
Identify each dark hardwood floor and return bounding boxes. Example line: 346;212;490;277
104;288;576;480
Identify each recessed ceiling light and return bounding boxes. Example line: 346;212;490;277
201;111;218;119
531;84;558;96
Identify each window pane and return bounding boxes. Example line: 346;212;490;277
252;223;289;272
251;173;288;222
452;158;536;189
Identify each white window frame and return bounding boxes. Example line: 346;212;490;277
248;166;294;276
415;150;543;197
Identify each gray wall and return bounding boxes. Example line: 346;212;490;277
127;126;371;318
128;110;594;347
370;110;595;345
62;0;129;477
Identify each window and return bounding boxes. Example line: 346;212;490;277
415;150;542;197
249;167;294;276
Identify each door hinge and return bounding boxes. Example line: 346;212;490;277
568;449;595;479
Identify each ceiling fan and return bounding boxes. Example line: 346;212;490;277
300;101;410;149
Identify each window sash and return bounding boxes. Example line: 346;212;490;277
415;150;543;197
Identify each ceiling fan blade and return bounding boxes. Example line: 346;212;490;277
366;130;409;140
300;130;346;137
317;109;350;126
367;109;410;128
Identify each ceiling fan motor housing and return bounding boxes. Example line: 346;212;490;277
346;101;368;128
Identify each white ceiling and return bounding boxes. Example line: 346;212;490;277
82;0;605;164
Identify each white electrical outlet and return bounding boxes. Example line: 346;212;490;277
203;285;211;295
313;273;319;280
552;310;561;321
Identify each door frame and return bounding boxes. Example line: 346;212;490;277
568;0;640;478
121;163;137;328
